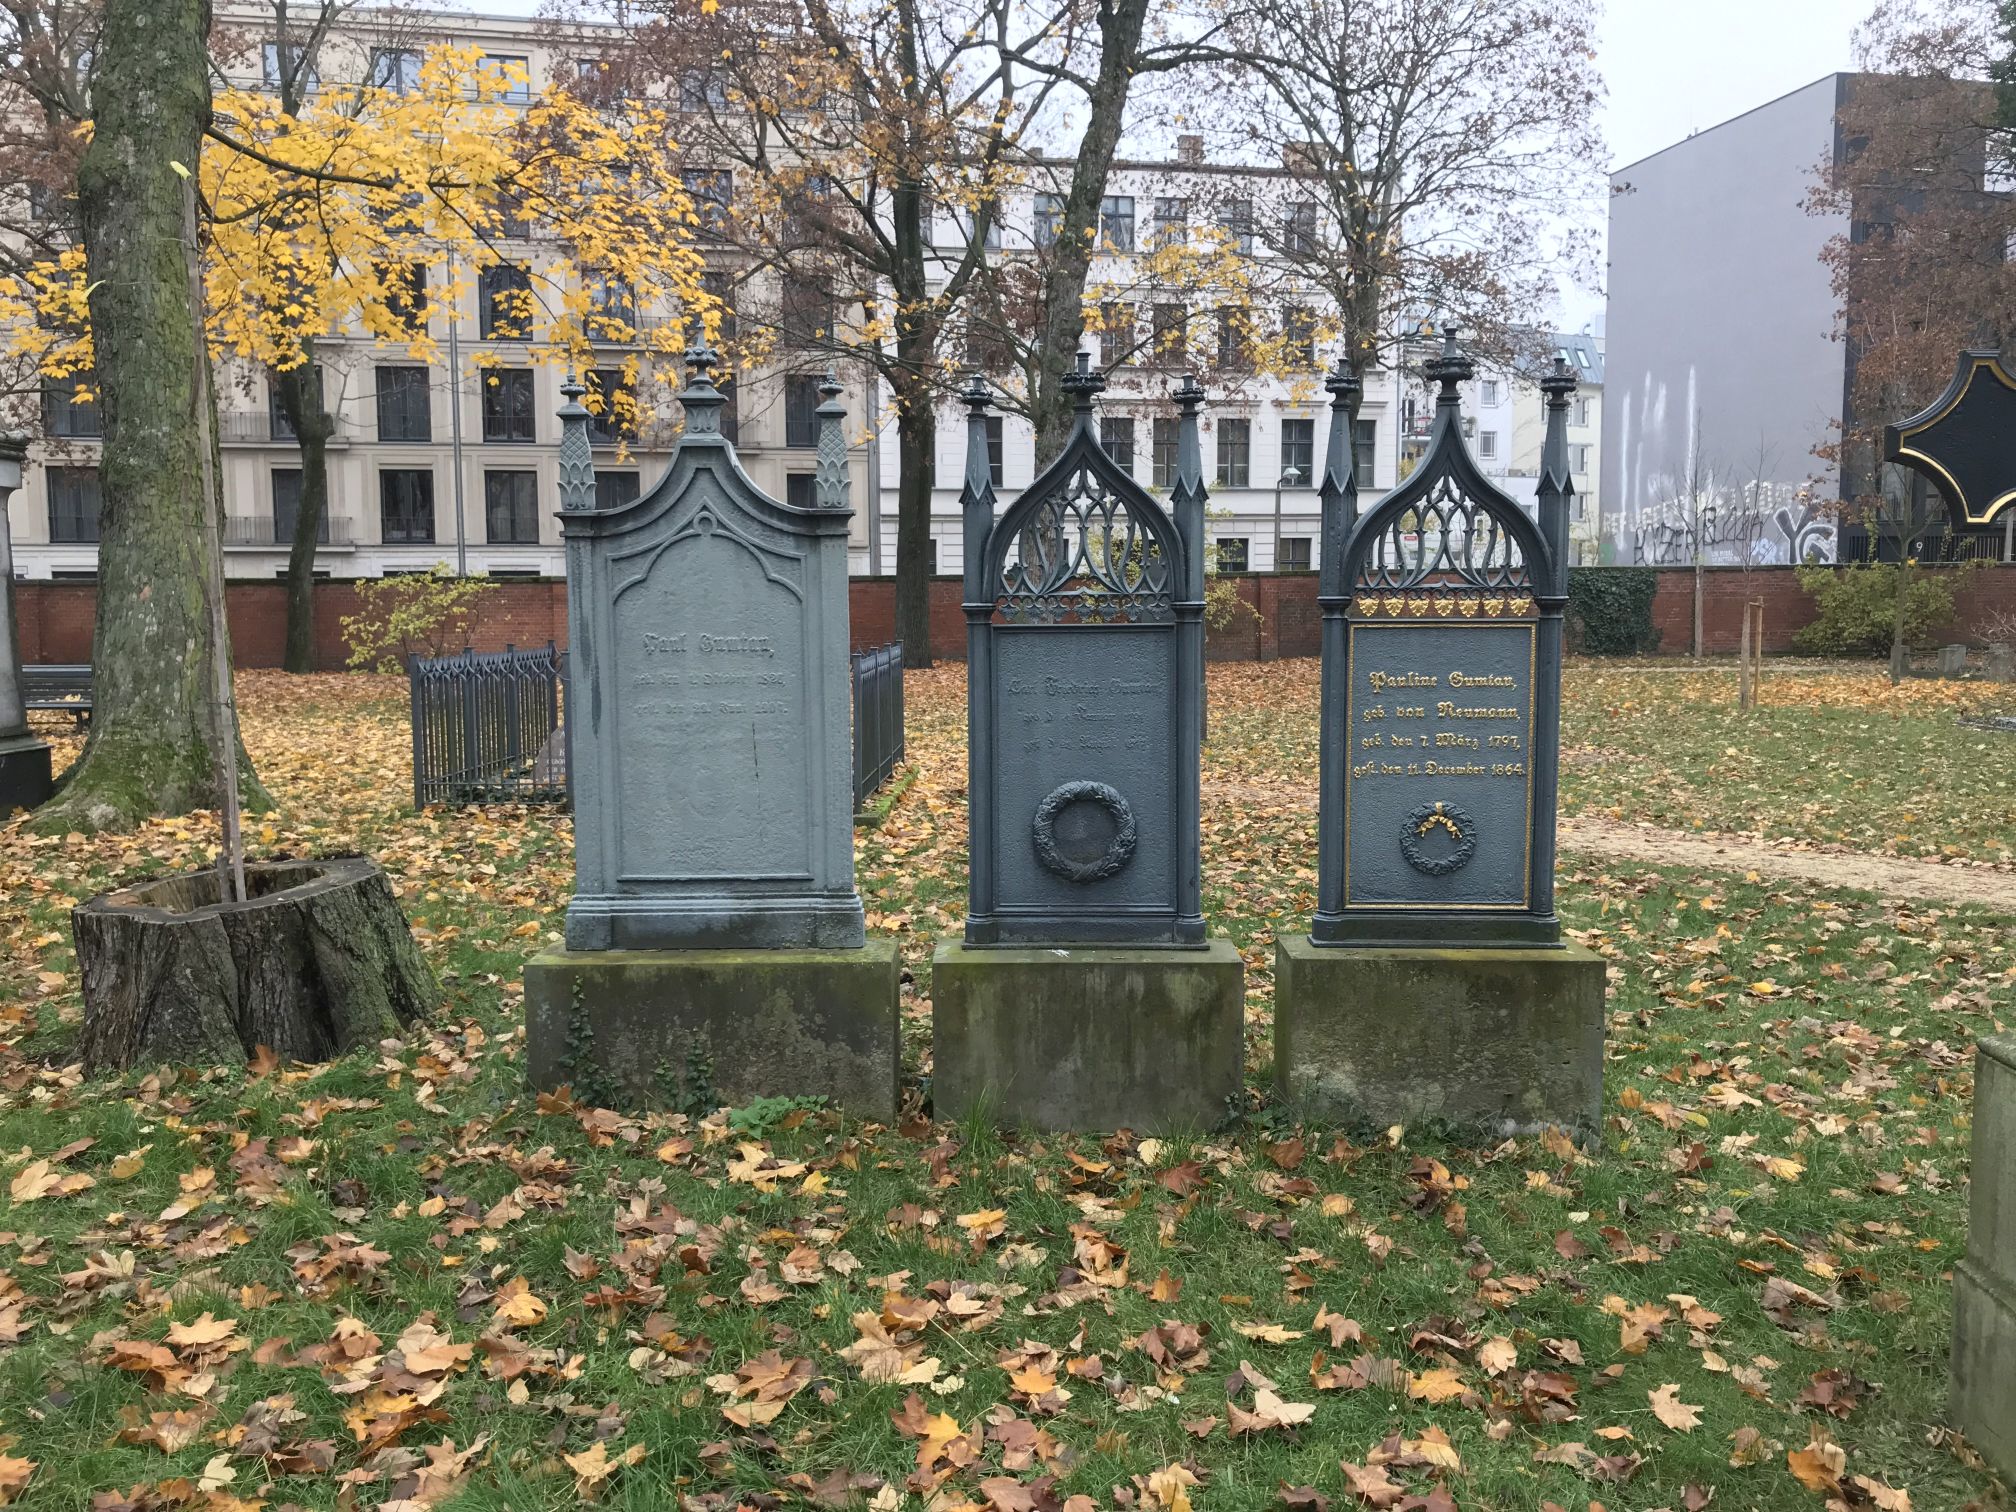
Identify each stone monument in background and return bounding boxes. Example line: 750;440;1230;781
932;359;1242;1131
1953;1033;2015;1482
1274;332;1605;1141
0;432;53;814
525;352;898;1116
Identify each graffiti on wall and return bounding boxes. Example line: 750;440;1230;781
1623;478;1835;566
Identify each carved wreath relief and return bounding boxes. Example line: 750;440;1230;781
1032;781;1139;883
1399;801;1477;876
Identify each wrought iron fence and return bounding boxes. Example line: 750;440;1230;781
853;642;905;809
409;643;570;808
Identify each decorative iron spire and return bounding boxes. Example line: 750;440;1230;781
676;339;728;438
1172;372;1208;604
1425;325;1473;406
1535;356;1579;595
556;370;598;513
959;372;996;605
811;371;850;513
1318;358;1362;598
1062;350;1106;437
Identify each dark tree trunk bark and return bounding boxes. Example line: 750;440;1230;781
272;347;335;673
76;856;436;1073
41;0;267;831
892;373;936;667
1028;0;1151;470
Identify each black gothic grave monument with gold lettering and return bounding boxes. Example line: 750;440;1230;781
523;351;899;1116
1274;333;1605;1141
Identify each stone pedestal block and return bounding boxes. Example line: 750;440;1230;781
931;940;1244;1132
0;733;52;814
1953;1034;2016;1481
1274;935;1605;1142
525;942;900;1120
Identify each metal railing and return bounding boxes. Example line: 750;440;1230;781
852;642;905;809
218;411;349;445
409;642;570;808
223;515;356;547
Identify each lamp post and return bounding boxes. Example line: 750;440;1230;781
1272;465;1303;570
0;429;52;813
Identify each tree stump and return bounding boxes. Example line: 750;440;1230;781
75;856;436;1074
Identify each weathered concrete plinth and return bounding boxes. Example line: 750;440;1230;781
1953;1034;2016;1481
0;733;52;814
525;942;900;1120
930;940;1244;1132
1274;935;1606;1142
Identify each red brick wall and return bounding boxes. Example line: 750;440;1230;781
13;566;2015;669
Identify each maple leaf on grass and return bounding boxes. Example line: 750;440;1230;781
1649;1383;1703;1432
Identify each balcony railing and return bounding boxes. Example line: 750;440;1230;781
222;515;357;548
219;412;350;445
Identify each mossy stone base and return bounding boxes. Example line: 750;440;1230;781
524;943;900;1120
1275;935;1606;1143
931;940;1244;1133
0;734;52;814
1953;1035;2016;1481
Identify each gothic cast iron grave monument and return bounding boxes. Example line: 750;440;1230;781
1274;332;1605;1141
931;358;1243;1132
524;352;899;1116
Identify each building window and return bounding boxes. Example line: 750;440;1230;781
1096;302;1134;368
478;263;533;340
1098;195;1134;251
1281;306;1316;367
1279;417;1313;484
267;365;325;441
1571;443;1591;473
46;466;99;542
780;272;833;349
786;473;817;509
1354;419;1376;483
368;47;422;93
1032;191;1064;250
1282;201;1317;257
271;468;328;543
379;469;435;543
1214;308;1246;369
42;373;99;438
484;469;539;544
479;53;530;102
1152;197;1187;247
1216;417;1250;488
1478;429;1498;460
376;365;431;442
1219;198;1253;254
985;415;1004;486
1278;537;1312;572
1101;416;1135;473
482;368;536;442
678;68;728;111
596;471;640;510
1216;536;1249;573
1573;397;1591;427
1151;302;1186;362
382;261;427;335
718;376;739;446
702;269;738;348
586;273;635;341
262;41;317;93
682;168;732;237
584;369;633;445
1481;379;1501;405
784;374;822;448
1152;416;1178;489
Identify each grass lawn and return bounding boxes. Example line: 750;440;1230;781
0;661;2010;1512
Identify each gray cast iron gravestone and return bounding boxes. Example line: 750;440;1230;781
524;351;898;1116
0;431;53;814
1274;332;1605;1141
1953;1033;2016;1483
931;358;1242;1132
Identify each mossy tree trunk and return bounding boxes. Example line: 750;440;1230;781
272;346;335;674
40;0;268;832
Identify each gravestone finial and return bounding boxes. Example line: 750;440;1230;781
1062;350;1106;434
1535;357;1579;593
1319;358;1362;596
677;339;728;438
556;370;599;513
1425;324;1473;404
1172;372;1208;605
812;371;851;513
959;372;996;604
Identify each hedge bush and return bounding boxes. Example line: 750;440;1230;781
1566;567;1661;654
1791;561;1969;657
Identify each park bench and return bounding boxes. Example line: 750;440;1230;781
21;664;93;726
